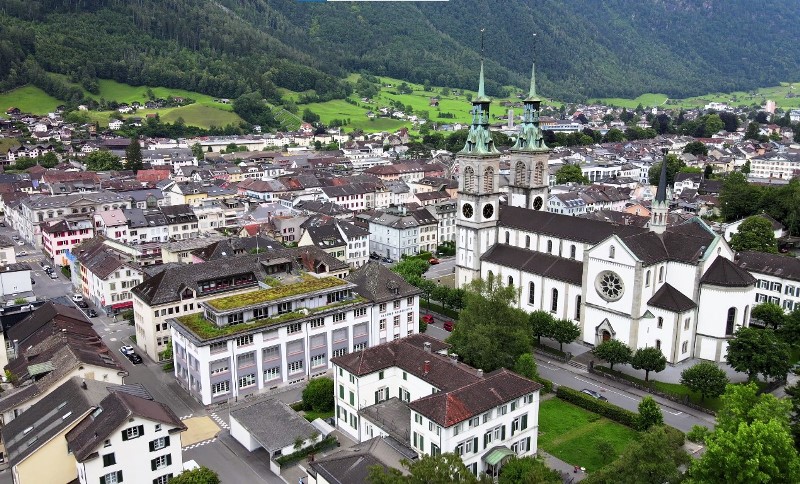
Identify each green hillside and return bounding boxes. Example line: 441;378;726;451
2;1;800;106
0;85;60;113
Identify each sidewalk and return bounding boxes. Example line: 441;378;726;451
540;451;586;482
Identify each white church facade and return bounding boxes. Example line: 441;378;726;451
454;63;756;364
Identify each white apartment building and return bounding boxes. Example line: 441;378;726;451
433;201;457;244
131;247;350;362
331;335;540;478
358;207;438;260
749;153;800;180
736;251;800;312
168;261;420;405
67;392;186;484
298;216;370;269
14;191;130;248
73;240;143;314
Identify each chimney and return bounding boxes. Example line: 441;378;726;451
423;342;431;353
477;369;484;378
423;360;430;375
81;379;87;390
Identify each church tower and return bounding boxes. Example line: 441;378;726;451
650;150;669;234
508;43;552;211
455;59;502;288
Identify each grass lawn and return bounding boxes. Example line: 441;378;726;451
538;398;637;472
0;138;20;154
160;104;243;129
0;85;61;114
303;409;334;422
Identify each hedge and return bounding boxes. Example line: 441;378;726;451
556;386;639;429
534;376;553;394
274;436;338;466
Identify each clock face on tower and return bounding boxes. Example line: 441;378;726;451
533;196;544;211
482;203;494;219
462;203;474;218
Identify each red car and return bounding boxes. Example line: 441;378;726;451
443;321;455;332
429;258;440;265
421;314;434;324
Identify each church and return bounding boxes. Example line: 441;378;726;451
454;61;756;364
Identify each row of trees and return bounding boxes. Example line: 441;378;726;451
719;171;800;236
591;340;667;381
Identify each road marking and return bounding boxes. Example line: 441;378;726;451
538;362;560;371
110;337;118;342
182;437;217;450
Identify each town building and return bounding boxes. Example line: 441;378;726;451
298;215;370;269
331;334;540;478
305;436;417;484
735;251;800;312
357;207;438;261
166;261;420;405
72;239;143;314
41;217;95;267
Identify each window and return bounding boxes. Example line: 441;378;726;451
353;342;367;352
350;391;355;406
524;393;534;404
379;303;387;312
333;348;348;357
309;318;325;329
122;425;143;440
264;367;280;380
511;414;529;435
287;323;302;334
657;317;663;329
263;346;279;361
210;360;229;375
400;388;410;402
645;270;651;287
211;381;230;395
150;437;169;451
102;471;123;484
575;295;581;320
499;405;508;416
469;417;480;428
227;312;243;325
570;245;576;259
354;307;367;317
414;413;423;425
374;387;389;404
528;282;535;305
333;312;346;323
311;354;326;368
482;411;491;424
508;275;513;287
393;315;400;327
547;240;553;253
103;453;116;467
551;288;558;313
237;352;255;367
238;374;256;388
407;312;414;323
288;360;303;374
431;443;441;456
682;341;688;354
379;370;385;380
153;475;173;484
236;335;253;347
525;235;531;248
658;266;664;282
726;307;736;335
394;300;401;310
505;231;510;244
151;454;172;471
655;340;662;350
684;318;691;330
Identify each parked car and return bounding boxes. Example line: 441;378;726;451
11;235;18;240
87;309;97;318
72;294;84;302
49;272;59;280
381;257;393;263
16;241;24;246
119;345;143;364
44;266;53;274
369;252;381;260
16;251;26;256
76;300;88;309
429;258;440;265
421;314;434;324
443;321;455;332
580;389;608;401
0;222;5;227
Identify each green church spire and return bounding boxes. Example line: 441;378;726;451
458;30;498;156
512;34;549;152
525;59;540;102
474;60;491;103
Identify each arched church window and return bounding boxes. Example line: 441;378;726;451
525;235;531;248
726;307;736;335
575;295;581;320
505;231;510;244
547;240;553;253
743;305;750;325
483;167;495;193
508;276;513;287
645;270;651;287
655;339;662;350
514;161;526;186
658;266;664;282
609;245;616;259
528;282;535;305
534;162;544;186
463;167;475;193
570;245;576;259
551;288;558;313
657;317;663;329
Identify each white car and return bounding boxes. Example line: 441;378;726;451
119;345;134;356
16;251;26;256
16;241;24;246
72;294;84;302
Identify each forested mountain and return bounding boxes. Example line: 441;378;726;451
1;0;799;103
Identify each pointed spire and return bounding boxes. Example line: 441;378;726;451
526;34;540;102
478;61;486;99
655;149;669;202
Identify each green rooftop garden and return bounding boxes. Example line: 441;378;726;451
207;276;348;311
176;296;367;340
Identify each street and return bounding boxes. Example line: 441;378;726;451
424;256;456;282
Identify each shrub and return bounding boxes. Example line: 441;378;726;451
302;377;334;412
274;436;337;466
534;376;553;394
686;425;709;444
419;320;428;333
556;386;639;428
637;396;664;430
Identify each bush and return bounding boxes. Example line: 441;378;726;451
534;376;554;394
302;377;334;412
274;436;337;466
419;320;428;333
686;425;709;444
556;386;639;428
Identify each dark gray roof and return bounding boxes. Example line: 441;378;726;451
480;244;583;285
295;200;351;217
66;391;185;462
647;283;697;313
161;204;198;223
735;251;800;282
229;399;317;454
345;262;422;304
700;257;757;287
359;398;411;444
309;436;416;484
499;205;647;244
2;377;150;467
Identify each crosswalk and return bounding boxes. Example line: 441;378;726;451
183;437;217;450
210;412;230;430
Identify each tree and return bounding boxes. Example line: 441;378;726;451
302;108;320;124
730;216;779;253
549;319;581;352
12;157;37;170
636;397;663;430
603;128;625;143
514;353;538;380
555;164;590;184
683;140;708;156
368;453;491;483
744;121;762;141
171;466;220;484
630;347;666;381
497;456;560;484
703;164;713;179
680;362;729;401
233;91;277;129
84;150;123;171
529;310;554;345
719;171;762;221
703;113;724;137
586;426;688;484
688;383;800;483
191;142;204;160
447;276;532;372
785;368;800;448
125;137;143;173
779;310;800;347
741;159;751;175
648;154;685;186
726;327;791;381
591;339;632;370
751;302;786;329
301;377;334;412
391;258;429;281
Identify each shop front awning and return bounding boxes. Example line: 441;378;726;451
111;301;133;310
483;446;516;466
